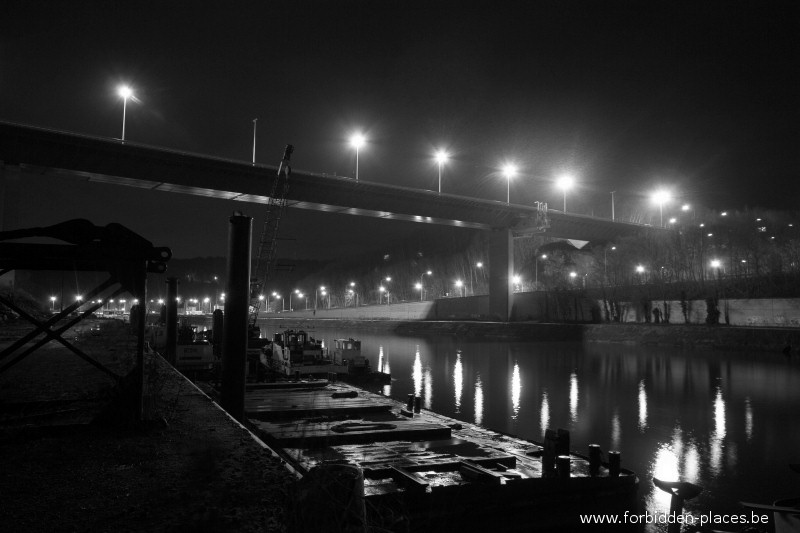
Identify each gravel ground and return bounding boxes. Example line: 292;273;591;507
0;319;295;532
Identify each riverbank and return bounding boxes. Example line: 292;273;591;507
249;317;800;353
0;319;295;532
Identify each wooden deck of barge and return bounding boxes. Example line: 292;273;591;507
244;379;639;532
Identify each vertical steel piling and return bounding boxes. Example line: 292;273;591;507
221;214;252;423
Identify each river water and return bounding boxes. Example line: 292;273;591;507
255;320;800;528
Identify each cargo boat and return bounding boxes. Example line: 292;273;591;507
244;380;638;532
266;329;390;384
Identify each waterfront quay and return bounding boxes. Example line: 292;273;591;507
3;314;799;532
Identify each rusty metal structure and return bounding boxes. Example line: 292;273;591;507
0;219;171;419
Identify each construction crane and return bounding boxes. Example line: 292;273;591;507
250;144;293;328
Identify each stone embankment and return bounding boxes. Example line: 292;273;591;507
255;316;800;353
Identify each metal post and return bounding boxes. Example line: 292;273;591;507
252;118;257;164
121;97;128;142
611;191;615;221
221;214;252;423
133;263;147;421
165;277;178;367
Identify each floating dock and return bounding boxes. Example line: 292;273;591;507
244;380;638;532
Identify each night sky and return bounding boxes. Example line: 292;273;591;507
3;1;798;258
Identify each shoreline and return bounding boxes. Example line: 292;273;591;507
239;317;800;354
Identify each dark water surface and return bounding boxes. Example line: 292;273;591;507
255;320;800;527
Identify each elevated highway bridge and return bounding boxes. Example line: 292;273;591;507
1;121;655;320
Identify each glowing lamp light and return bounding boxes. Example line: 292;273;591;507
349;133;365;150
556;174;575;191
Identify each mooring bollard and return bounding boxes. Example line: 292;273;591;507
414;395;421;413
406;394;414;411
608;451;621;477
557;455;571;478
589;444;601;476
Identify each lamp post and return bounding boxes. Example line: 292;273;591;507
384;277;392;304
50;296;56;311
435;150;448;194
502;164;517;204
379;286;387;305
611;191;616;221
417;270;432;300
512;275;522;293
350;133;365;181
315;285;326;310
710;259;722;280
252;118;258;164
651;189;671;227
117;85;133;142
557;174;574;212
455;279;465;297
635;264;646;284
348;281;358;307
535;254;547;288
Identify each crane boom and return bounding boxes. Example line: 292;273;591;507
250;144;293;327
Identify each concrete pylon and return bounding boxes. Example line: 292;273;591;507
488;228;513;321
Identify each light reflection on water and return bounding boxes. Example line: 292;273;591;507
474;373;484;426
454;351;463;414
638;379;648;432
511;361;521;420
569;372;579;423
257;322;800;523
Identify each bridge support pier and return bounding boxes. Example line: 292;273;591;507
488;228;513;321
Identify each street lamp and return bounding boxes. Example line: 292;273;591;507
418;270;432;300
350;133;365;181
502;164;517;204
455;279;464;297
379;286;387;305
651;189;671;227
50;296;56;311
435;150;449;194
535;254;547;288
384;277;392;304
556;174;574;212
271;292;281;313
512;274;522;292
315;285;326;310
117;85;133;142
635;264;646;283
348;288;358;307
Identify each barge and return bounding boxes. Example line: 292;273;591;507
265;329;390;384
243;380;638;532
